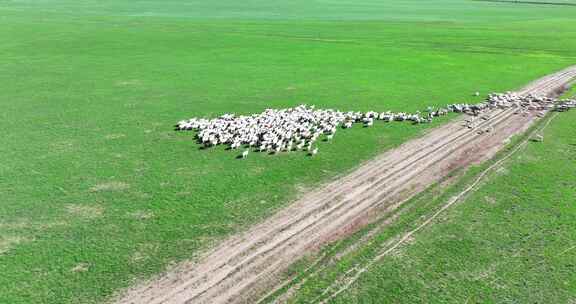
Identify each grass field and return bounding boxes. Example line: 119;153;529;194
1;1;576;303
273;95;576;303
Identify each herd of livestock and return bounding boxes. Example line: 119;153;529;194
176;93;576;158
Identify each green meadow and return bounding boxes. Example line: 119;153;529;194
1;0;575;303
282;94;576;304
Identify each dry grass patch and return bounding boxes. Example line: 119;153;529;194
0;236;31;255
115;79;142;86
129;243;160;264
71;263;90;273
484;196;497;205
105;134;126;140
50;140;75;153
0;220;31;230
0;220;68;231
65;204;104;219
495;166;509;176
89;181;130;192
128;210;155;221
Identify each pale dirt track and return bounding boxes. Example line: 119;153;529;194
115;66;576;304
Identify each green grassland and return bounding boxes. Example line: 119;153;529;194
279;95;576;303
1;0;576;303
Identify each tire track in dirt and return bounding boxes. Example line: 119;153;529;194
114;66;576;304
314;111;563;304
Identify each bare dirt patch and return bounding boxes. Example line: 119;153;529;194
114;66;576;304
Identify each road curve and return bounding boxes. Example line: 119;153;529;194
114;65;576;304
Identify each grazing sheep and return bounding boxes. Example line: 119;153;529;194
176;93;572;157
531;134;544;142
310;148;318;156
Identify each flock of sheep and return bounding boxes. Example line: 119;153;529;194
176;93;575;158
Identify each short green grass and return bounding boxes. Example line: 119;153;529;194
282;104;576;303
1;1;576;303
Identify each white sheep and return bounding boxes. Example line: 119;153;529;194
176;92;566;157
310;148;318;156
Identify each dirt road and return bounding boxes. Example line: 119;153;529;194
115;66;576;304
